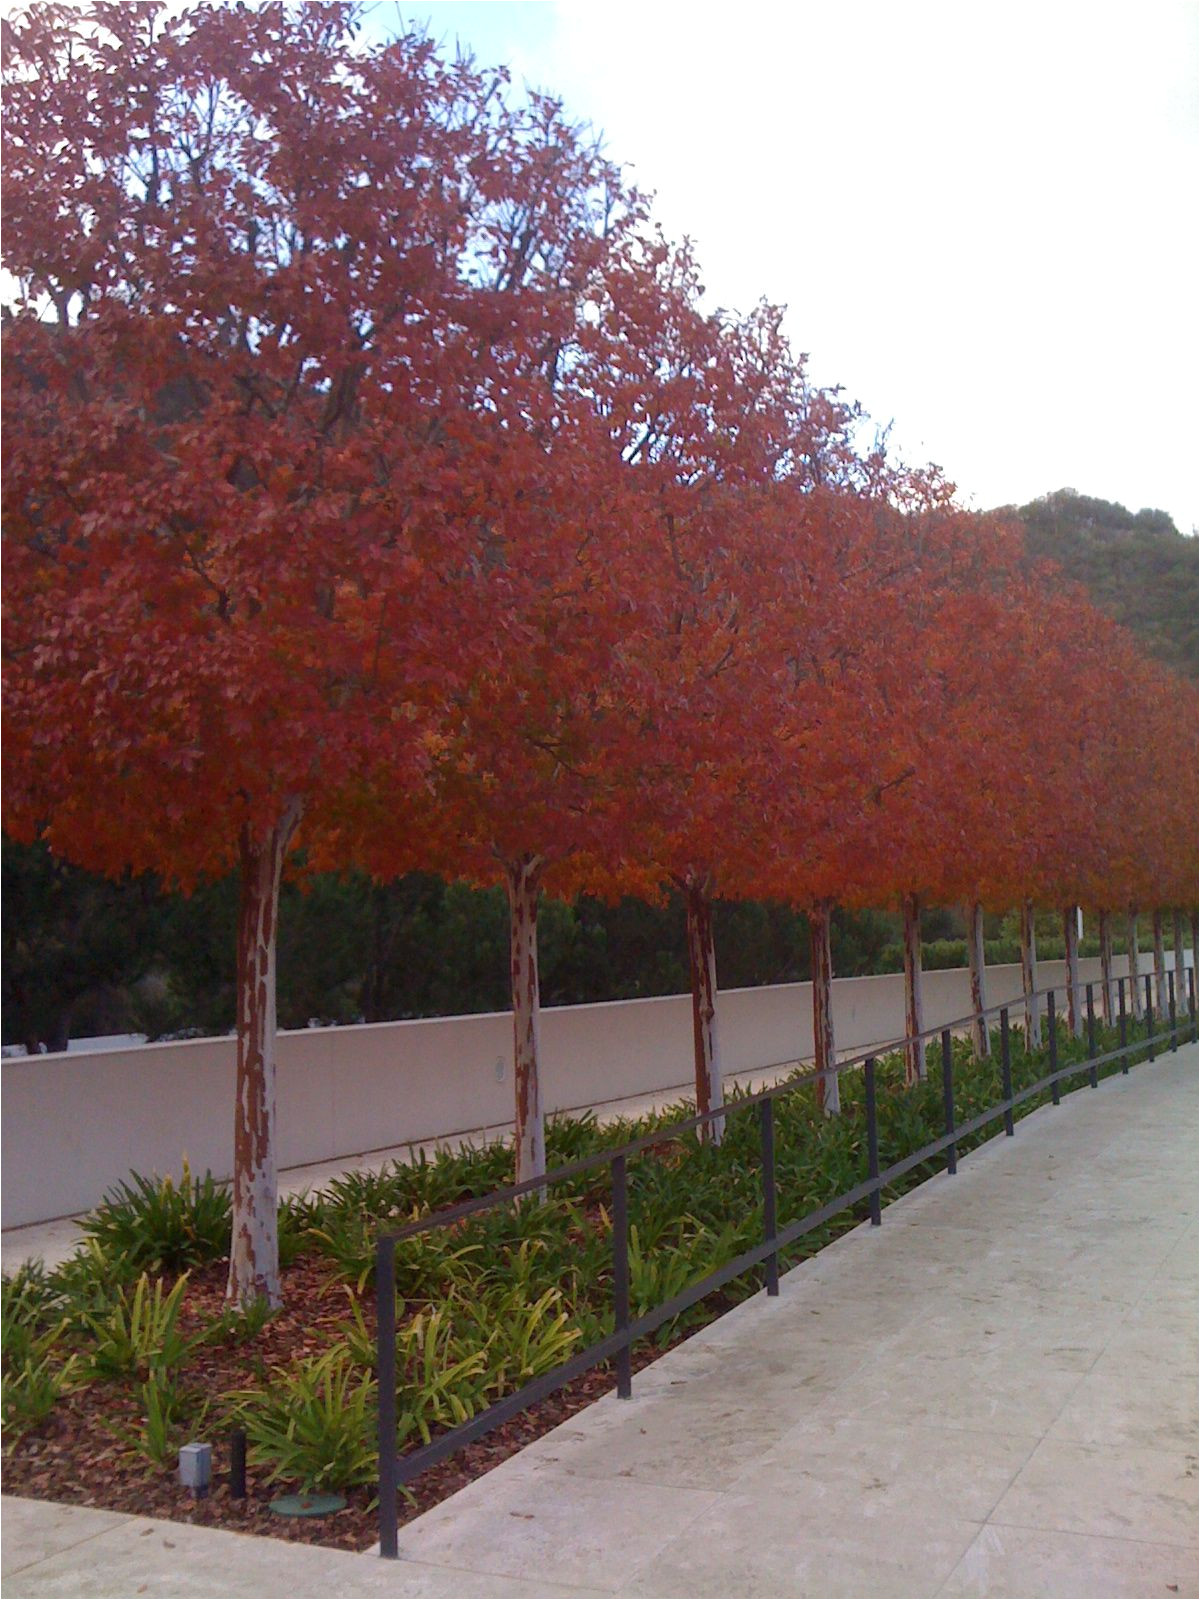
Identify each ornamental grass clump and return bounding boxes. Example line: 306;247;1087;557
76;1273;201;1382
1;1266;78;1438
81;1162;231;1275
228;1347;379;1493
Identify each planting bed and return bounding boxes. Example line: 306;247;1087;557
2;1017;1152;1552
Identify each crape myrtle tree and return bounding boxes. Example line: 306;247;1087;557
747;471;947;1112
806;491;1040;1085
1029;592;1137;1041
615;294;885;1140
329;119;681;1187
1102;654;1199;1021
1;0;540;1306
964;585;1198;1046
952;576;1107;1049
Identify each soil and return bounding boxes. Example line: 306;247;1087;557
2;1255;713;1554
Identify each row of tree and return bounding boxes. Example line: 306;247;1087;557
12;837;1165;1053
3;3;1196;1307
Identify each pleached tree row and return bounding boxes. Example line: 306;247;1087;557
3;2;1195;1307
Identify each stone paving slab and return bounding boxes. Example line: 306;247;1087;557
387;1049;1198;1598
0;1499;614;1599
4;1047;1197;1598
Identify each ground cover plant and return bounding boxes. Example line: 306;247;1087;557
0;1013;1179;1551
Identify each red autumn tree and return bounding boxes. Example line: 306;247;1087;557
612;297;917;1131
1;1;533;1304
320;112;677;1186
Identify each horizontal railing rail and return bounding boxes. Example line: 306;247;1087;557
376;963;1196;1557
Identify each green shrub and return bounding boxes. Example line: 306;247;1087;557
1;1266;78;1437
2;1262;60;1359
77;1273;201;1382
228;1346;378;1491
2;1340;78;1437
108;1373;209;1467
626;1223;708;1345
48;1241;140;1321
278;1194;325;1268
81;1162;231;1274
336;1293;490;1446
394;1306;490;1444
461;1284;582;1394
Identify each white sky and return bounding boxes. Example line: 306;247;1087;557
376;0;1200;534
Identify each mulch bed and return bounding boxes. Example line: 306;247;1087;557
2;1255;712;1553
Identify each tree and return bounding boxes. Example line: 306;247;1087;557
2;1;515;1304
617;300;881;1135
324;108;680;1186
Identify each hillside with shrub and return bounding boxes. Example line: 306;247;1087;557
1005;489;1198;677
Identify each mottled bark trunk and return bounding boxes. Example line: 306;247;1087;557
1127;909;1143;1018
1019;898;1041;1049
685;882;725;1143
1152;909;1168;1015
227;800;301;1310
902;892;925;1085
1098;910;1114;1026
1173;909;1188;1016
1063;906;1083;1039
966;901;990;1058
505;855;546;1188
809;902;839;1115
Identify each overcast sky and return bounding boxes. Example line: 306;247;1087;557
370;0;1199;534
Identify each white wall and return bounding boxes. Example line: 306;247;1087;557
2;952;1186;1229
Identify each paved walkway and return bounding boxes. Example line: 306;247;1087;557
3;1049;1197;1598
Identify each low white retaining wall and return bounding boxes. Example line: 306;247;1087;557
1;952;1185;1228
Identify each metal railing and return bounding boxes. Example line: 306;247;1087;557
375;961;1196;1556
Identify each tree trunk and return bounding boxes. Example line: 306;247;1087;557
809;901;839;1115
1127;909;1143;1018
1063;906;1083;1039
1019;898;1041;1049
684;880;725;1143
1152;908;1168;1015
227;799;301;1310
505;855;546;1188
966;901;989;1058
1098;909;1114;1026
902;891;925;1085
1173;909;1188;1016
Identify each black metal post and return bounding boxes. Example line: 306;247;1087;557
1191;963;1198;1042
1118;976;1128;1070
376;1238;398;1559
229;1430;247;1500
612;1154;632;1398
1146;973;1155;1064
1086;983;1097;1087
941;1028;957;1175
1168;970;1177;1050
865;1056;881;1225
759;1099;779;1295
1000;1009;1014;1136
1048;990;1060;1104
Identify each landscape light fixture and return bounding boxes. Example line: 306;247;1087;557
178;1441;212;1499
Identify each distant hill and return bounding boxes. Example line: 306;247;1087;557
999;490;1198;678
